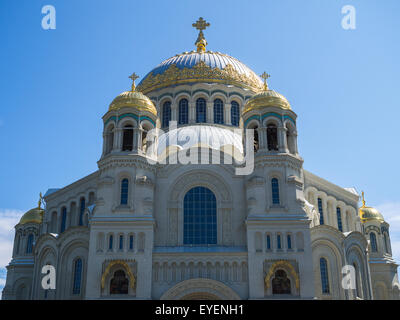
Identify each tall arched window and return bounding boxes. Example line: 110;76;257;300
108;235;114;251
122;125;133;151
105;125;114;154
267;124;278;151
318;198;324;225
271;178;280;205
26;234;34;254
79;197;85;226
336;207;343;232
162;101;171;128
320;257;330;294
287;234;292;249
266;234;271;250
129;235;134;251
72;258;82;295
178;99;189;124
231;101;239;126
213;99;224;124
119;235;124;250
60;207;67;233
277;234;282;249
370;232;378;252
184;186;217;245
120;179;129;205
110;270;129;294
196;98;206;123
384;233;389;253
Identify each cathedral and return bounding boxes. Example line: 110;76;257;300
2;18;400;300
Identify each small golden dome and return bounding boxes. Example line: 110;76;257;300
243;72;291;114
19;207;44;225
243;89;291;114
359;191;385;223
109;72;157;116
108;90;157;115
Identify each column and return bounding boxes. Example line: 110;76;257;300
114;128;122;152
207;101;213;123
225;103;232;125
278;126;288;153
189;102;195;124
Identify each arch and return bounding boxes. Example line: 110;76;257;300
100;260;135;289
72;258;83;295
247;120;259;152
160;278;241;300
110;270;129;294
26;233;34;254
319;257;330;294
264;260;300;290
370;232;378;252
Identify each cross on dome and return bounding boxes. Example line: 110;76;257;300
260;71;270;90
192;17;210;53
129;72;139;91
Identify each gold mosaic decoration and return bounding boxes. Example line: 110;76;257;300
137;60;264;94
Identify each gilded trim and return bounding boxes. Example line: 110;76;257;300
101;260;136;289
264;260;300;290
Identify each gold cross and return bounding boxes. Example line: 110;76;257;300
361;191;366;207
260;71;270;90
38;192;43;209
129;72;139;91
192;17;210;31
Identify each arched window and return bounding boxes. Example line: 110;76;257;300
26;234;34;254
60;207;67;233
287;234;292;249
318;198;324;225
272;270;291;294
162;101;171;128
120;179;129;205
336;207;343;232
184;186;217;245
271;178;280;205
105;125;114;154
119;235;124;250
110;270;129;294
320;258;330;294
129;235;134;251
178;99;189;124
196;98;206;123
384;233;389;253
277;234;282;249
213;99;224;124
266;235;271;250
108;235;113;251
267;124;278;151
122;125;133;151
72;258;82;295
231;101;239;126
79;197;85;226
370;232;378;252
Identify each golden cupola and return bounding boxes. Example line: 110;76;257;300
18;193;44;225
243;72;291;114
108;73;157;116
359;191;385;223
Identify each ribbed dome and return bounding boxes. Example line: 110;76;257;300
137;51;264;94
19;207;44;225
157;125;243;158
109;90;157;115
359;206;385;223
243;89;291;114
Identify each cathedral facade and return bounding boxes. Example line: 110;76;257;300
3;18;400;300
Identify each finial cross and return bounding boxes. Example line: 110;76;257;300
129;72;139;91
260;71;270;90
192;17;210;31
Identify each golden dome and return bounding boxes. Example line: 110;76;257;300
243;72;291;114
109;90;157;115
243;89;291;114
359;191;385;223
19;207;44;225
109;73;157;116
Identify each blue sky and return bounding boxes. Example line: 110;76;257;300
0;0;399;295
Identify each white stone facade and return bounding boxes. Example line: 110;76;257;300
2;74;400;300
